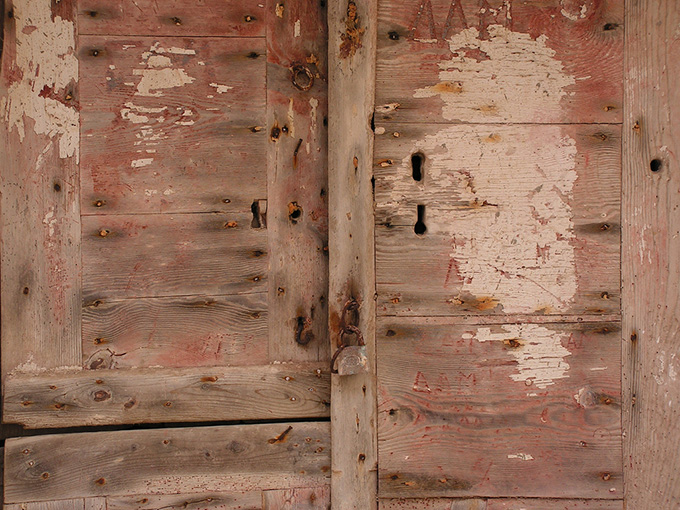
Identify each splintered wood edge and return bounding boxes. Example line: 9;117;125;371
3;363;330;429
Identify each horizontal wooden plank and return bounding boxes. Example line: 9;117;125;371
107;492;262;510
4;364;330;428
379;499;623;509
81;213;267;301
82;293;268;369
79;36;266;215
375;123;620;316
4;422;331;503
78;0;265;37
376;0;623;124
263;486;330;509
377;319;622;499
5;499;105;510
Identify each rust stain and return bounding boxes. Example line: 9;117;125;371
268;425;294;444
430;81;463;94
339;1;365;59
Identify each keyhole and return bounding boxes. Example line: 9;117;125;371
411;152;424;181
414;205;427;235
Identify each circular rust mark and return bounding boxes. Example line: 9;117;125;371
291;65;314;91
95;477;106;485
94;199;105;208
23;287;29;295
41;472;50;480
93;390;111;402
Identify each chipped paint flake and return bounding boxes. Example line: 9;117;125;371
209;83;233;94
2;0;79;161
295;19;301;37
476;324;571;389
132;158;154;168
414;25;576;123
508;453;534;461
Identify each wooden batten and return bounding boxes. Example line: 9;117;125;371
379;499;623;510
4;422;331;503
3;363;330;428
622;0;680;508
328;0;379;507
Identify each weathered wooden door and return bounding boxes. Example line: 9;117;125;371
2;0;333;507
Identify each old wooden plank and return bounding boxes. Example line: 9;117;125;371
1;0;82;378
108;492;262;510
79;36;266;215
78;0;266;37
375;123;620;317
379;499;623;510
263;486;330;509
5;499;106;510
266;0;330;363
82;293;268;369
328;0;379;507
378;318;622;498
4;363;330;428
622;0;680;508
4;422;331;503
81;212;267;301
375;0;623;124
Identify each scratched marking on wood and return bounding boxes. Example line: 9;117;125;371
1;0;82;377
375;0;623;123
107;492;262;510
265;0;330;363
377;318;622;498
78;0;266;37
374;123;620;316
80;37;266;215
263;486;331;509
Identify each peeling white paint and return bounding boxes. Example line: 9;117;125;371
295;19;301;37
209;83;233;94
132;158;154;168
2;1;79;161
383;125;579;313
414;25;576;123
508;453;534;461
309;97;319;130
134;68;195;97
476;324;571;389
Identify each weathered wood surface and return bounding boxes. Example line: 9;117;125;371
81;212;267;301
378;318;622;498
108;492;262;510
266;0;330;362
375;123;621;317
1;0;82;378
328;0;379;507
622;0;680;508
4;363;330;428
375;0;623;124
78;1;265;38
5;499;106;510
79;36;266;215
4;422;331;503
379;499;623;509
82;293;268;369
263;486;330;509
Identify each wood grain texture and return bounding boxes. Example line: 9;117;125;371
5;499;106;510
78;0;266;37
108;492;262;510
622;0;680;508
379;500;623;510
266;0;330;362
1;0;82;378
81;212;267;301
375;0;623;124
378;318;622;498
81;293;268;369
4;422;331;503
328;0;379;507
4;363;330;428
263;486;330;509
79;36;266;215
375;123;621;317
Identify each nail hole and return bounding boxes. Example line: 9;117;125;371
171;16;182;25
650;158;662;172
94;199;105;207
411;152;424;181
91;49;100;57
388;31;400;40
247;52;260;59
414;205;427;235
23;287;30;295
603;23;618;31
88;10;98;17
53;182;61;192
288;201;302;224
244;15;255;22
251;201;262;228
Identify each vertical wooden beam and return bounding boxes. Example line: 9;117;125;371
1;0;81;383
623;0;680;507
328;0;378;508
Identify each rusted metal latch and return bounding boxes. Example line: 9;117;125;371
331;300;369;376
